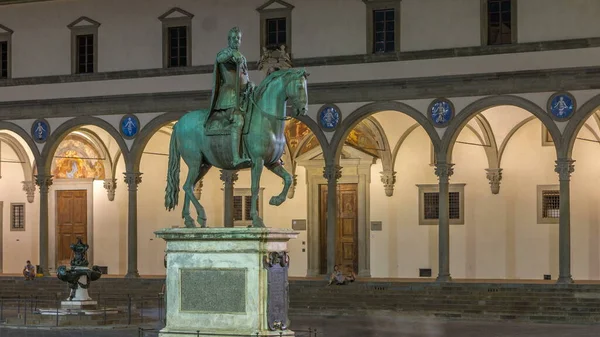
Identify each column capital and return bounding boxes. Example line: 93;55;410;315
323;164;342;182
380;170;397;197
555;159;575;181
219;170;239;185
103;179;117;201
434;162;454;181
34;174;53;192
124;172;143;191
485;168;503;195
22;181;36;203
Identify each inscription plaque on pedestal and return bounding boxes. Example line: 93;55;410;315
263;252;289;331
180;268;246;313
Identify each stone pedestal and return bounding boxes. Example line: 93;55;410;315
61;273;98;309
155;228;298;337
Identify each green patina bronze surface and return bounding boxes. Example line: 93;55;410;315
164;27;309;228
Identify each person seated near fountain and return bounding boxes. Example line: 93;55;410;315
23;260;35;280
327;265;347;286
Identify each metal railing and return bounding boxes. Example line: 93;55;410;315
138;327;318;337
0;293;165;327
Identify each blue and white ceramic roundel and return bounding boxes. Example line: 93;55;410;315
430;100;453;126
31;119;50;143
549;94;574;119
121;115;139;139
319;106;340;131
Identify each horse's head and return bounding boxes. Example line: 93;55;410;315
286;68;310;117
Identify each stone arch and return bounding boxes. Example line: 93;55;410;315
331;101;440;165
563;93;600;158
391;123;421;165
360;117;393;173
0;133;34;181
0;121;41;165
130;112;185;172
441;95;561;162
295;115;331;159
497;116;537;166
40;117;130;174
54;128;114;180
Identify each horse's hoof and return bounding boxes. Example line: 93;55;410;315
197;217;207;228
269;195;285;206
184;217;196;228
251;217;265;228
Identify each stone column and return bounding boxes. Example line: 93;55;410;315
220;170;238;228
434;162;454;282
103;179;117;201
323;164;341;275
22;181;36;203
124;172;142;278
485;168;502;195
380;170;396;197
555;158;575;284
35;174;53;276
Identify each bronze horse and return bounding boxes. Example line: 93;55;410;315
165;68;309;228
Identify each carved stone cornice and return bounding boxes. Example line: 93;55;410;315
434;163;454;182
323;165;342;182
380;170;396;197
220;170;238;185
22;180;35;203
34;174;53;193
124;172;143;191
103;179;117;201
485;168;503;195
193;180;203;200
555;159;575;181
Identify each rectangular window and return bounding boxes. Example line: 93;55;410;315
373;9;395;53
0;41;7;79
10;203;24;231
233;188;263;226
542;190;560;219
266;17;286;49
418;184;465;225
423;192;461;220
76;34;94;74
537;185;559;224
168;26;188;68
487;0;512;45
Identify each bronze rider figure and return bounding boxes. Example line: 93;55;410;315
208;27;255;167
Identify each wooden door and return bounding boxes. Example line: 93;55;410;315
56;190;87;267
319;184;358;274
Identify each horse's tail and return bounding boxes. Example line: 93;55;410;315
164;126;180;211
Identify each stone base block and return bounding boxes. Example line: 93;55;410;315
60;300;97;309
155;227;298;337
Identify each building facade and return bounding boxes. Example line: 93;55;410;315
0;0;599;283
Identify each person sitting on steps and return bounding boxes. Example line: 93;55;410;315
328;265;347;286
23;260;35;280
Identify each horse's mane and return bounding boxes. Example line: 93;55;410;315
253;68;300;99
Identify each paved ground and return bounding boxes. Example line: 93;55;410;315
1;314;600;336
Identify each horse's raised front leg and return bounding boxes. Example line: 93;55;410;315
250;159;265;228
266;161;292;206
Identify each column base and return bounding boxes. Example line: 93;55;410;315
124;270;140;278
436;274;452;283
557;275;573;284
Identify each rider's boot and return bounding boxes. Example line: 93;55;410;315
231;126;251;167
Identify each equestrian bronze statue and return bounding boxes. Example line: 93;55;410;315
165;27;309;228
